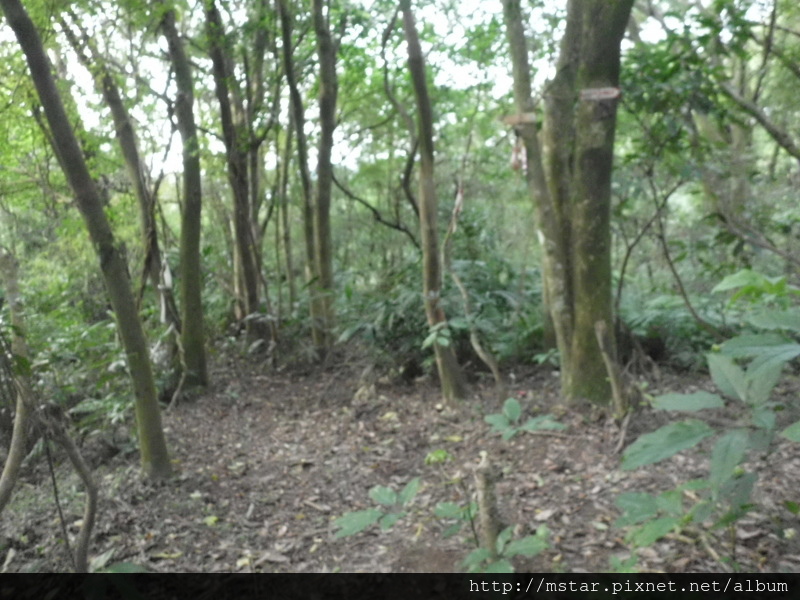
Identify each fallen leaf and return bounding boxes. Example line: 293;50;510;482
151;551;183;560
535;509;555;521
254;551;289;565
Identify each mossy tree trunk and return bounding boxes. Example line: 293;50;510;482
1;0;172;480
401;0;467;404
503;0;633;405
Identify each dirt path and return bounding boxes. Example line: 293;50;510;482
2;356;799;572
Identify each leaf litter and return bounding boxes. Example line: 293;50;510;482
1;354;799;572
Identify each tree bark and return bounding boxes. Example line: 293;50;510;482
159;3;208;387
205;0;262;337
1;0;172;479
401;0;467;403
278;0;323;353
503;0;633;405
311;0;338;352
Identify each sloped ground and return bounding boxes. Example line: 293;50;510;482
1;352;799;573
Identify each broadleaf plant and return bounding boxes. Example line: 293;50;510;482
617;280;800;564
333;477;421;539
485;398;565;440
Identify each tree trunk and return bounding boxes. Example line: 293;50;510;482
311;0;338;352
205;0;262;338
159;3;208;388
1;0;172;480
278;0;323;353
503;0;633;406
280;122;297;311
401;0;467;403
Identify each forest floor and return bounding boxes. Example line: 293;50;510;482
2;346;800;573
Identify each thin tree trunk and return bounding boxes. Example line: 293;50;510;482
1;0;172;479
311;0;338;351
205;0;262;337
401;0;467;403
159;3;208;387
278;0;322;351
280;123;296;310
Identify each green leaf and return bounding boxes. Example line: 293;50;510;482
502;398;522;423
709;429;748;493
442;522;462;538
752;405;776;430
369;485;398;506
434;502;463;519
424;449;453;465
504;534;549;558
614;492;658;527
707;353;747;401
781;419;800;442
379;512;404;530
629;517;680;547
747;343;800;386
653;391;724;411
485;413;511;432
397;477;421;506
496;526;514;555
721;333;787;353
521;415;566;431
483;559;514;573
448;317;470;330
421;331;438;349
101;562;150;573
609;553;639;573
333;508;382;538
678;478;710;492
621;420;714;470
462;548;491;572
656;489;683;517
746;360;783;406
784;501;800;515
688;499;715;524
712;269;765;293
748;310;800;333
718;472;758;513
501;427;519;441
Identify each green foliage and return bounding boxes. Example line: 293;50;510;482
484;398;565;441
433;499;478;539
333;477;421;539
338;250;546;375
462;525;550;573
619;293;723;370
617;283;800;558
609;552;639;573
335;446;549;572
621;420;715;471
713;269;800;308
422;321;453;349
424;449;454;465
